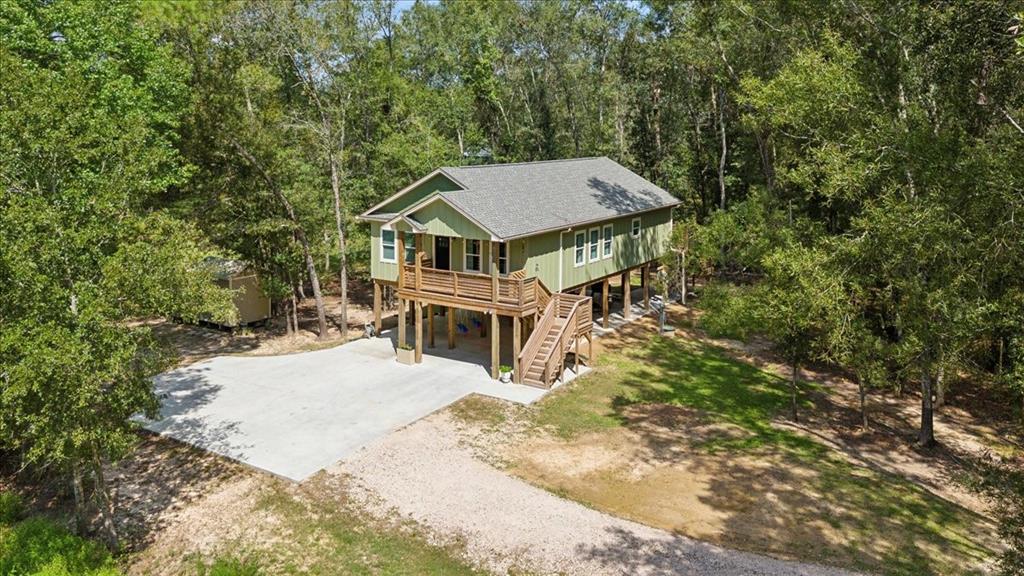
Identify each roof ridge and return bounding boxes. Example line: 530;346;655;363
444;156;607;170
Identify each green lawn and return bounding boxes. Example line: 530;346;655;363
520;331;999;576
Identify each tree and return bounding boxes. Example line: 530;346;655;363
0;0;234;547
753;246;840;422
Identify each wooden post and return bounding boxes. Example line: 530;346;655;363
398;297;406;349
579;284;587;296
642;264;649;312
447;306;455;349
428;304;434;348
513;316;522;384
490;312;500;379
373;280;382;335
414;243;423;294
574;335;580;372
396;232;405;289
414;300;423;363
622;269;631;320
602;277;610;328
491;241;498;303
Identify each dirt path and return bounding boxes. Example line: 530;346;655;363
333;413;858;576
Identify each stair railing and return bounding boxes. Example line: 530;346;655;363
538;296;583;386
518;298;557;377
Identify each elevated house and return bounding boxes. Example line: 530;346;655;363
358;157;680;387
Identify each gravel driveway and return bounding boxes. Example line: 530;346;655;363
334;413;857;576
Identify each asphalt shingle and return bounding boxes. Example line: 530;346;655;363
432;157;679;239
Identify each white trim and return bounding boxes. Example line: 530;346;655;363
463;238;482;272
631;216;641;238
380;229;397;263
587;227;600;263
385;193;500;242
602;224;613;259
573;230;586;268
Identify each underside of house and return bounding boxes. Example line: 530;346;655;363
358;157;680;388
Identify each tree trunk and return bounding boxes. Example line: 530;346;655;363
231;139;328;339
90;449;119;551
714;85;728;211
790;360;800;422
679;250;687;306
934;364;946;409
920;364;936;447
71;460;87;535
329;152;348;343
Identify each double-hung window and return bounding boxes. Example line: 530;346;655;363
574;231;586;267
497;242;508;274
464;239;482;272
588;228;600;262
602;224;613;259
381;229;396;262
631;217;641;238
380;230;416;263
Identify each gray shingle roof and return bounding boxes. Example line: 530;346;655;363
433;157;679;239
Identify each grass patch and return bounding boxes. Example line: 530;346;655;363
195;553;264;576
522;330;998;575
449;395;507;428
254;482;483;575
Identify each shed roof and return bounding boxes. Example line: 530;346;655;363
362;157;680;240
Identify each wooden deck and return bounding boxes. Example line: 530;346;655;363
397;262;545;316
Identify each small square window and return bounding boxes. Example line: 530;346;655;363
631;217;641;238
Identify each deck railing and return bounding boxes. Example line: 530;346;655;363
401;262;541;310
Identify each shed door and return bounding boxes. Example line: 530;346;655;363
434;236;451;270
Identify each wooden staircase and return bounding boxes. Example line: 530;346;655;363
518;291;593;388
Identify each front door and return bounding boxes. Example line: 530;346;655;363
434;236;451;270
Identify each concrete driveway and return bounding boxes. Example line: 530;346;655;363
146;328;581;481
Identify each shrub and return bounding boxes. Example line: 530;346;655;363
696;282;760;341
0;491;25;524
0;517;118;575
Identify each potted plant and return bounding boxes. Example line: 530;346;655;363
499;364;513;383
396;343;415;365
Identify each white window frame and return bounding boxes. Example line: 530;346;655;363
464;238;482;272
497;242;508;275
588;227;600;263
602;224;613;259
574;231;586;268
631;217;641;238
380;229;396;263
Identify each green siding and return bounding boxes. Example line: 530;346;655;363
369;223;435;282
370;208;674;292
377;173;462;214
561;209;672;289
409;200;493;241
